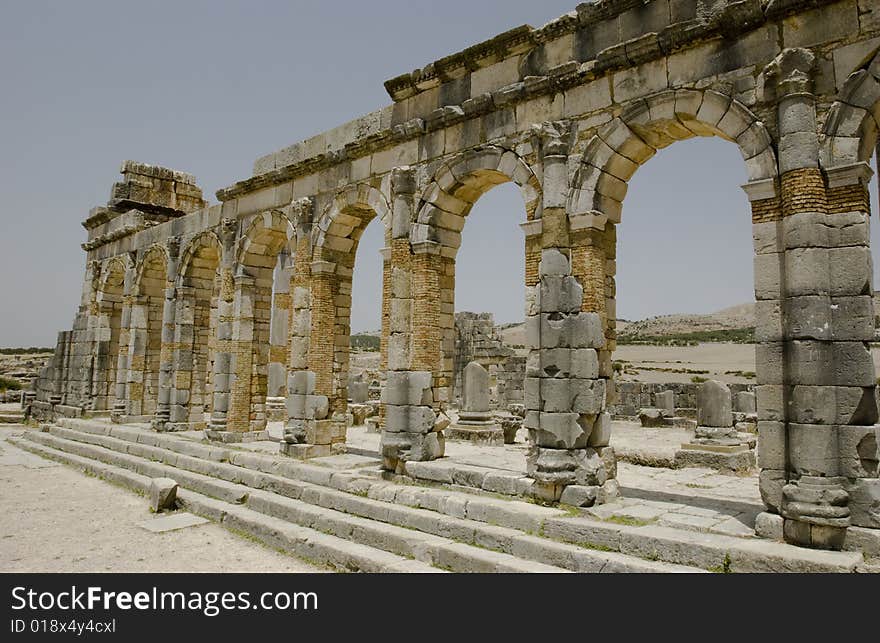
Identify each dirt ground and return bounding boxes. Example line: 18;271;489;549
0;427;325;573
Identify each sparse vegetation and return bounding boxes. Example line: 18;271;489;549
618;328;755;346
690;376;709;384
0;376;22;392
350;334;380;351
0;347;53;355
604;515;654;527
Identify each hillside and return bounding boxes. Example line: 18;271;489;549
499;303;756;347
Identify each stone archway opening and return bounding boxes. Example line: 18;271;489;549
95;260;126;411
236;213;295;432
448;181;529;447
605;135;765;528
406;147;542;461
134;248;167;418
347;212;386;431
176;234;222;429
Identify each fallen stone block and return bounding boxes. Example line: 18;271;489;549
149;477;178;513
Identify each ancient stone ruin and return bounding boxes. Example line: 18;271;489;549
27;0;880;551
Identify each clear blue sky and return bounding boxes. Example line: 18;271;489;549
1;1;878;345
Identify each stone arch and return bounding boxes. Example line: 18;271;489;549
411;145;542;252
176;231;223;426
313;182;391;261
569;89;777;223
236;209;296;275
309;183;392;412
821;48;880;168
130;245;168;417
178;230;223;288
409;146;541;407
234;210;297;427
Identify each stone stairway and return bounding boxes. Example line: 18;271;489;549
0;411;24;424
8;418;869;573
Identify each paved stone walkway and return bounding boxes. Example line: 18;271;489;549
0;426;325;573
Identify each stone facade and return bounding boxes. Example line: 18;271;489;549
32;0;880;549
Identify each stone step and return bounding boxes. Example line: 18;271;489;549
33;422;869;573
9;435;439;573
0;413;25;424
540;514;864;573
55;419;570;536
16;431;577;573
27;425;704;573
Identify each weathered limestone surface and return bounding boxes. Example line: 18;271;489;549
31;0;880;548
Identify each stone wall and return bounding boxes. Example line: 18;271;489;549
611;381;755;418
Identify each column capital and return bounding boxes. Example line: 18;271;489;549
825;162;874;188
569;211;608;231
411;240;441;255
519;219;543;236
310;260;336;275
741;178;779;202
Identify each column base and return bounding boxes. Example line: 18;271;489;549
205;429;268;443
674;442;755;472
279;442;338;459
526;445;617;506
446;424;504;446
783;518;848;551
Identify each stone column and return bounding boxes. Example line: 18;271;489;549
111;265;135;422
281;198;343;457
223;272;258;436
308;261;337;399
124;296;149;418
168;286;196;428
524;133;618;506
379;246;392;372
91;301;115;412
380;167;443;472
151;285;178;430
207;267;235;434
266;252;293;421
755;48;871;549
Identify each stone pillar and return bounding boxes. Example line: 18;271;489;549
448;361;503;445
755;48;878;549
124;297;149;418
308;261;337;399
524;133;618;506
379;246;392;372
151;285;178;430
380;167;444;471
111;266;135;421
223;272;258;436
208;265;235;434
266;252;293;421
168;286;196;428
675;380;755;471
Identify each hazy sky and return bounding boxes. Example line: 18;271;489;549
1;1;878;345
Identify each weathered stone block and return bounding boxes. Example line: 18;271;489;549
757;421;786;469
571;378;605;415
149;477;178;512
587;412;611;448
539;248;570;277
788;423;839;476
759;469;787;513
838;425;879;478
845;477;880;529
697;380;733;428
